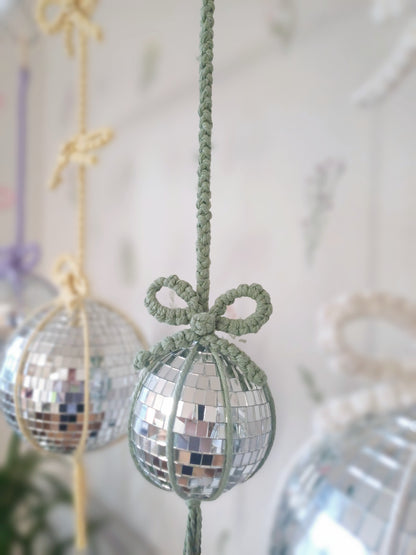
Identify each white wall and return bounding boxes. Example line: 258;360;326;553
2;1;416;553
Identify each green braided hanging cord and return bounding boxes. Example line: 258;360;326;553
196;0;214;312
134;0;273;554
184;500;203;555
134;0;273;386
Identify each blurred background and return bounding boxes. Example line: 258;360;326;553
1;0;416;553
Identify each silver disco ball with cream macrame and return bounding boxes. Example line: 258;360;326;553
271;407;416;555
0;0;147;550
128;1;276;554
271;291;416;555
0;297;141;453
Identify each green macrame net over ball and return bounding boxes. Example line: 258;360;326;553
128;2;276;554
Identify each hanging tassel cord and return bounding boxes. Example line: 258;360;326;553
73;456;88;551
71;303;91;550
183;500;202;555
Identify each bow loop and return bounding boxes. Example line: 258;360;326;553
36;0;102;56
52;254;89;312
0;243;41;283
145;275;201;326
144;277;272;338
211;283;273;336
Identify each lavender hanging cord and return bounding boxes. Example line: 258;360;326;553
0;60;40;288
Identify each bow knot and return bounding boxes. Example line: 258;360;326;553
137;275;273;386
0;243;41;285
48;128;113;190
36;0;102;56
145;275;272;337
190;312;216;336
53;254;89;312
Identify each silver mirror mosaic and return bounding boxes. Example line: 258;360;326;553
0;275;56;353
129;344;274;500
271;406;416;554
0;300;142;454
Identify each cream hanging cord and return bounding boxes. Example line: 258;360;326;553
11;0;118;550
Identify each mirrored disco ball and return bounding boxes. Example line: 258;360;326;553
271;406;416;555
129;344;274;500
0;299;142;454
0;274;56;353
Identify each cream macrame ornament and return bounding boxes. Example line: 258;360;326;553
0;0;147;549
353;1;416;106
270;291;416;554
316;291;416;431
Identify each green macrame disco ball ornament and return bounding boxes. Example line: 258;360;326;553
128;1;276;553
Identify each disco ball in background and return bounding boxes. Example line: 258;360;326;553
129;344;274;499
0;299;142;454
0;274;56;352
271;407;416;554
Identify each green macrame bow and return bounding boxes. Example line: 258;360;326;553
134;275;272;386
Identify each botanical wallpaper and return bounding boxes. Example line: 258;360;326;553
2;1;416;554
